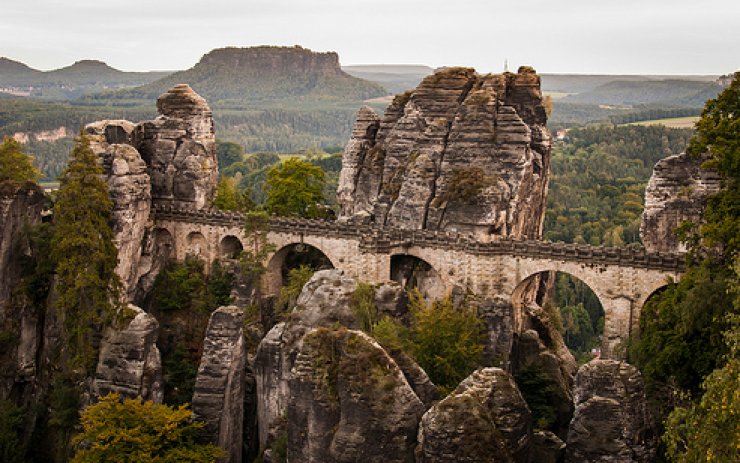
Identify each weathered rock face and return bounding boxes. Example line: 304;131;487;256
254;269;362;448
640;152;720;253
254;269;430;452
92;305;163;403
86;121;152;300
0;181;46;308
531;430;565;463
416;367;531;463
132;84;218;210
288;327;426;462
338;66;551;240
512;304;577;438
565;360;656;463
84;85;218;301
0;181;47;398
191;306;246;463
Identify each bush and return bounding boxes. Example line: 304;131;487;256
71;393;223;462
275;265;315;315
405;290;485;395
0;399;26;463
351;282;378;333
514;364;559;431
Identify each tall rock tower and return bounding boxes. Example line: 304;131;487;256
337;66;552;241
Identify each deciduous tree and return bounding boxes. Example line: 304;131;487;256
0;136;41;183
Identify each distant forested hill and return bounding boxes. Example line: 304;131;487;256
561;79;724;106
84;46;386;107
342;64;433;94
0;57;170;100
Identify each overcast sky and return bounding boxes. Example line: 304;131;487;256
2;0;738;74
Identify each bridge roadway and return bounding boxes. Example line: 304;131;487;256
152;206;684;358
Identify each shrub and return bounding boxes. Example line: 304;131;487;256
71;393;223;462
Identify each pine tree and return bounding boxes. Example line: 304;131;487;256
51;133;120;372
0;136;41;183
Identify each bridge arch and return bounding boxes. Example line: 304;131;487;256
151;227;175;260
512;270;606;359
390;253;445;301
186;231;209;260
264;242;335;296
219;235;244;259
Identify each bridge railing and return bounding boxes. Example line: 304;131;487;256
152;206;684;272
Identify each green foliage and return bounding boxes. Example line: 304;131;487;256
213;176;254;212
0;399;26;463
0;136;41;182
689;71;740;261
151;256;233;313
240;210;275;283
560;303;596;354
630;73;740;460
161;345;199;407
371;316;407;352
632;262;734;396
405;290;485;395
663;312;740;462
264;158;328;218
443;167;498;203
216;140;244;170
71;393;224;463
350;282;379;332
545;124;694;245
514;364;559;430
275;265;315;315
51;133;120;371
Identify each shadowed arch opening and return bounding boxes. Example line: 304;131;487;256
390;254;444;301
219;235;243;259
513;271;606;362
186;231;208;259
266;243;334;294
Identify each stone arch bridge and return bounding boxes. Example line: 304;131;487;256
152;206;684;358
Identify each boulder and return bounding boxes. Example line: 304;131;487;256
531;430;565;463
565;360;656;463
92;305;163;403
640;151;720;253
416;367;531;462
338;66;551;241
254;269;360;448
254;269;431;450
191;306;246;463
288;327;425;462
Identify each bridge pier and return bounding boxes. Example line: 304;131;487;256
601;296;636;359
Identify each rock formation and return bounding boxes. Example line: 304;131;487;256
288;327;425;462
0;181;47;397
191;306;246;463
83;84;218;302
416;367;531;463
512;303;577;437
85;121;152;299
133;84;218;210
92;305;163;403
640;151;720;253
338;66;551;241
254;269;432;454
0;181;46;309
565;360;656;463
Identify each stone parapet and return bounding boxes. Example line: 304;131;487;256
151;206;685;272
